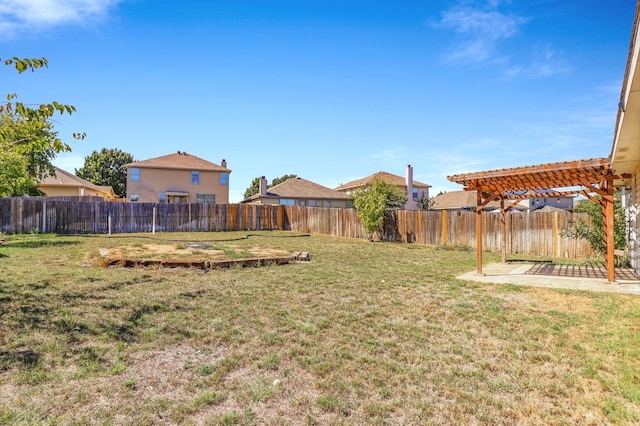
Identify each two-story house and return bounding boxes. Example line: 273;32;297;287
125;151;231;203
334;165;430;210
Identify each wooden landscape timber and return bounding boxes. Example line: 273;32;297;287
101;251;311;270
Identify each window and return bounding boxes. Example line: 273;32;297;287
159;192;167;203
308;200;316;207
220;172;229;185
196;193;216;204
191;171;200;184
279;199;295;206
130;194;139;202
130;168;140;182
413;188;419;200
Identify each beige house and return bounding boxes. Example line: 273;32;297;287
125;151;231;204
39;166;116;199
611;1;640;273
335;165;430;210
432;190;500;212
241;176;350;208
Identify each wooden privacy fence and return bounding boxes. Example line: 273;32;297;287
0;199;285;234
0;198;592;258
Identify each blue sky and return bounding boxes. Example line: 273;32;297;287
1;0;635;202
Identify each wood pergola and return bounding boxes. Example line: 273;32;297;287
448;158;629;282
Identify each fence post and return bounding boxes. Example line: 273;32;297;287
441;211;447;246
153;205;157;234
42;200;47;234
108;214;112;235
553;211;559;258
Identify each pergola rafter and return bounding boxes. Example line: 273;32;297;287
448;157;630;282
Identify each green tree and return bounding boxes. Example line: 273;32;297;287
564;192;627;255
75;148;134;198
417;192;434;211
351;178;408;240
0;110;64;195
243;174;298;199
0;57;83;196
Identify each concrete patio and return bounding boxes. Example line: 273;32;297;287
458;263;640;296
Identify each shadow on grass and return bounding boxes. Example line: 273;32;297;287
3;240;80;249
0;350;40;369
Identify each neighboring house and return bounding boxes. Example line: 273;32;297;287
241;176;351;208
125;151;231;204
611;1;640;273
432;190;530;212
334;165;430;210
39;166;116;199
529;193;574;211
432;190;500;212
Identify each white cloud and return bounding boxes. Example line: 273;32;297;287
505;44;571;79
433;2;572;79
0;0;122;35
434;2;528;66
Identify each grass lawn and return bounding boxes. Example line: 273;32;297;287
0;231;639;425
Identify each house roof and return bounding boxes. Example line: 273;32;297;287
126;152;231;172
611;1;640;178
334;171;431;192
532;205;567;213
432;190;501;210
39;167;115;196
243;177;350;202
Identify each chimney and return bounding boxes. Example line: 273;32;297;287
221;159;227;168
259;176;268;196
406;165;414;209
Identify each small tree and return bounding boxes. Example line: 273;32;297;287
76;148;134;198
351;178;407;240
563;192;627;255
417;192;434;211
243;174;297;199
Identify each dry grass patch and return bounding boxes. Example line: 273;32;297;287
0;231;639;424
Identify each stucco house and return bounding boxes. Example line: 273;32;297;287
125;151;231;204
241;176;351;208
39;166;116;199
611;1;640;273
334;165;430;210
432;190;500;212
529;192;574;211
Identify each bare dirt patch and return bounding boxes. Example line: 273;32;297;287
100;243;290;261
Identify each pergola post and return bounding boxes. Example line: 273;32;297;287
476;190;483;275
604;181;616;283
500;197;507;263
